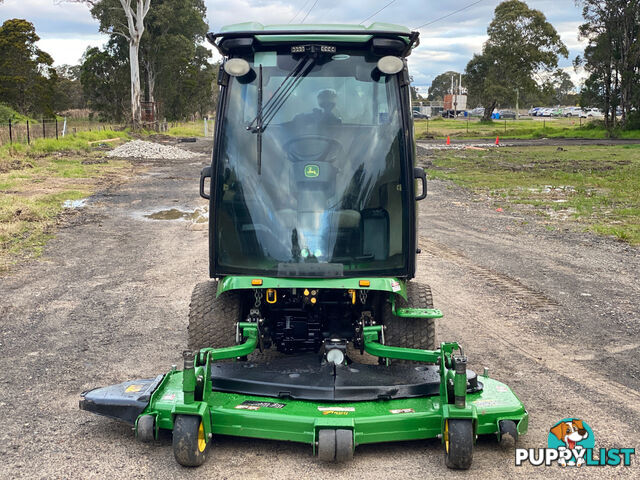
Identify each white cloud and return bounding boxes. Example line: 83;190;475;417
38;35;107;66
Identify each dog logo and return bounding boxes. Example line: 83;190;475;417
548;418;594;467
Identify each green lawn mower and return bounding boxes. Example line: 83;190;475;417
80;23;527;469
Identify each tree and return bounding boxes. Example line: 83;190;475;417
53;65;86;112
549;70;575;105
80;40;130;121
576;0;640;128
73;0;151;126
427;71;460;101
464;1;568;120
0;19;57;116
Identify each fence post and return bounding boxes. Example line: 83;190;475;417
62;117;67;137
204;118;208;137
42;118;46;139
8;118;12;144
27;120;30;145
55;118;59;140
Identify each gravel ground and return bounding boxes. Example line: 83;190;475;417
0;138;638;478
107;139;200;159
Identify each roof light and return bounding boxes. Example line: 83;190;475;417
224;58;250;77
251;279;263;286
359;280;371;287
377;55;403;75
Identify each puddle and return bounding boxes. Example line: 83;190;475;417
143;207;208;224
63;198;88;209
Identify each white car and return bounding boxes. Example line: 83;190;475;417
580;108;604;118
539;108;553;117
564;107;583;117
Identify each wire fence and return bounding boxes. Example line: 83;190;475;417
0;119;129;146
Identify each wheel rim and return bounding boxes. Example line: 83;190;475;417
444;419;449;453
197;421;207;452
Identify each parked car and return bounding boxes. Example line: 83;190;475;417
441;109;466;118
580;107;604;118
498;109;517;119
469;107;485;117
539;108;553;117
412;111;429;119
528;107;541;116
564;107;583;117
550;107;564;117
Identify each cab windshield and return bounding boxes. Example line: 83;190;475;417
215;49;408;277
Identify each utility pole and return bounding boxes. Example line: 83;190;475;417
515;87;520;120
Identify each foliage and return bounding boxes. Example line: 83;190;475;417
80;39;130;122
52;65;86;112
576;0;640;129
0;19;57;117
464;1;568;120
427;71;461;101
82;0;217;122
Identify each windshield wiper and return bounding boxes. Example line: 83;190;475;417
247;54;315;174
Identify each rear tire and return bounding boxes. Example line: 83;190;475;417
188;280;282;361
383;282;436;360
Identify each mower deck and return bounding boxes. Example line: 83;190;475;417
80;323;527;466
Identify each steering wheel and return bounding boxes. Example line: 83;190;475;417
284;135;343;164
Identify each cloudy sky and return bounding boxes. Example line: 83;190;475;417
1;0;587;91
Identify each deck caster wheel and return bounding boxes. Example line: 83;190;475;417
499;420;518;447
335;429;354;462
444;419;473;470
173;415;209;467
136;414;155;443
317;429;336;462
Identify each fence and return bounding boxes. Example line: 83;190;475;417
0;119;125;146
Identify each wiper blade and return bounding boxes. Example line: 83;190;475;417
247;54;315;134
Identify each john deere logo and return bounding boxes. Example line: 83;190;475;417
304;164;319;178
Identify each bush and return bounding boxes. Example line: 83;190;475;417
624;111;640;131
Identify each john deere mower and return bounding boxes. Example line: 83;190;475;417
80;23;527;469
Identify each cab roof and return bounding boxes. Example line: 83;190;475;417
207;23;419;57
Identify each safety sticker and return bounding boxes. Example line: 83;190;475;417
235;405;260;411
125;384;143;393
473;399;497;407
390;280;401;292
318;406;355;415
162;393;176;401
389;408;415;414
495;385;509;393
240;401;286;409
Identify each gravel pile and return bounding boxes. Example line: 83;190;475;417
107;139;199;159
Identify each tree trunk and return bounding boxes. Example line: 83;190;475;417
129;40;142;126
482;101;496;122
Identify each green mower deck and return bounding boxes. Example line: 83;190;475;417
80;323;527;468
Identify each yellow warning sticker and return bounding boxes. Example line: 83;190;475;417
125;384;143;393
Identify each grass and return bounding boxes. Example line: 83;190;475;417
427;145;640;245
165;120;213;138
414;117;640;140
0;131;134;272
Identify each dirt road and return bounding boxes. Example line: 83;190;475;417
1;139;638;478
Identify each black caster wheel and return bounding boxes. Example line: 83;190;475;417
444;419;474;470
173;415;209;467
335;429;354;462
136;414;155;443
317;429;336;462
499;420;518;447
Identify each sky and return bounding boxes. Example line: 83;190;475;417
0;0;588;92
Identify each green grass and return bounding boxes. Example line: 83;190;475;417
427;145;640;244
414;117;640;140
165;121;212;138
0;129;128;160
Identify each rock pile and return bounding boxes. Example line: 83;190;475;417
107;139;199;159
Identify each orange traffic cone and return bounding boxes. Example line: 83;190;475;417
446;136;450;145
495;136;500;145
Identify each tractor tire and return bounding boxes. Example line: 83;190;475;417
188;280;238;352
383;282;437;358
187;280;283;362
